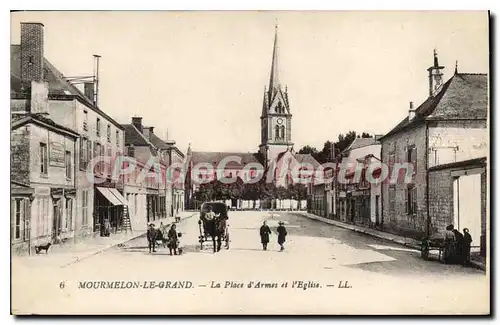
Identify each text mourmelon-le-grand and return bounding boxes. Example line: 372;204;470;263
78;281;193;289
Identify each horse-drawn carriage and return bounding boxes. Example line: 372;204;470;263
198;202;230;251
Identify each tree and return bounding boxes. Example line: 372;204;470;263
298;145;318;155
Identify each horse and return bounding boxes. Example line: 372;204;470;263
199;202;230;252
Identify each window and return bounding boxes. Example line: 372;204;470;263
83;110;88;131
36;197;49;237
40;143;48;175
14;199;24;240
406;184;417;215
96;118;101;136
82;191;88;226
275;125;280;139
375;195;380;218
65;150;72;179
128;145;135;158
107;125;111;142
407;146;417;174
388;185;396;212
116;130;120;146
65;198;73;231
80;138;87;170
280;126;285;139
87;140;92;167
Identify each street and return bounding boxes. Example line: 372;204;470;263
12;211;488;315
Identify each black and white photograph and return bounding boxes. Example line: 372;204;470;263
9;10;490;315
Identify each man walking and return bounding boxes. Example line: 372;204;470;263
147;223;157;253
259;221;272;250
277;221;288;252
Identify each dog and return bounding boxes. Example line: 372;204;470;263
35;243;52;254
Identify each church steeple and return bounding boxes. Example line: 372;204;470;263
269;24;281;94
259;24;293;168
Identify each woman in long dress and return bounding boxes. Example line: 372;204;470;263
443;224;456;264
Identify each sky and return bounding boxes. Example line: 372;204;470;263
10;11;489;154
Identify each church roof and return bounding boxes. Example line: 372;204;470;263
379;73;488;141
294;154;321;168
189;151;263;170
269;25;282;93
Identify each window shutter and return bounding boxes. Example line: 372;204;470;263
413;148;417;172
405;188;409;214
80;139;84;168
23;199;30;241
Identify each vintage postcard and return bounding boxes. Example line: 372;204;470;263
10;11;490;315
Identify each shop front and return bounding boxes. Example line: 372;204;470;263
94;184;128;235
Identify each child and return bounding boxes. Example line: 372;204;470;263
177;232;184;255
277;221;288;252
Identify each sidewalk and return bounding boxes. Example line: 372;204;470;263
296;212;486;271
12;211;197;269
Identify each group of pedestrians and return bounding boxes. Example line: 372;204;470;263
259;220;288;252
443;224;473;265
147;222;183;255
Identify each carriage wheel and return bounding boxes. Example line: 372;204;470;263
199;236;204;250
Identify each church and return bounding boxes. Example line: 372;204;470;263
184;25;321;206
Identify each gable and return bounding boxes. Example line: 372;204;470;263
269;89;289;114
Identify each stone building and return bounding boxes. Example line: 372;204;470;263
122;117;164;223
379;51;488;248
336;137;381;226
11;22;127;243
11;81;79;255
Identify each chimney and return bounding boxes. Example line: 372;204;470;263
20;22;45;92
374;134;384;141
132;117;143;133
408;101;416;121
84;82;95;104
143;126;154;140
427;49;445;97
30;80;49;114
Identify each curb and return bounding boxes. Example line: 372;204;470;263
297;212;486;271
60;213;197;268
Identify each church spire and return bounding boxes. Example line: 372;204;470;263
268;24;281;93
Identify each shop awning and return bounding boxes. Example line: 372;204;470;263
109;188;128;206
96;187;123;206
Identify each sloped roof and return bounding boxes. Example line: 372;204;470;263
343;137;380;153
380;73;488;140
190;151;262;169
10;44;123;130
149;132;170;150
121;124;151;146
294;153;321;168
11;113;79;138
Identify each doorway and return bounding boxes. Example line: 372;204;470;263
453;174;481;250
52;199;61;242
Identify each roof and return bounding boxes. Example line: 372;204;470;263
379;73;488;141
11;113;79;138
149;132;170;150
342;137;380;153
294;153;321;168
428;157;487;172
189;151;262;169
122;124;151;146
148;132;185;158
10;44;124;130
